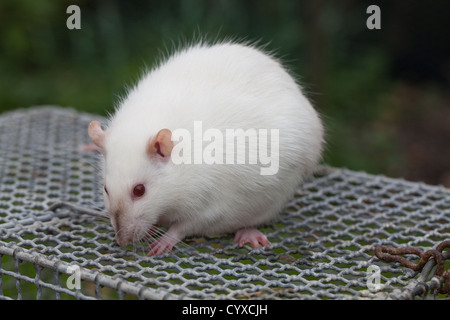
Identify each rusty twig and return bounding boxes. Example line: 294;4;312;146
375;240;450;295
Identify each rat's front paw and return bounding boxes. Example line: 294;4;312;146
147;231;180;256
234;227;270;249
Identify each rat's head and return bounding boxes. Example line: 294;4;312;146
88;121;174;246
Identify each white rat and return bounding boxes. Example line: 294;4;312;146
87;41;324;256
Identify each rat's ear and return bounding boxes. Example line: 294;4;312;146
88;121;106;154
147;129;173;159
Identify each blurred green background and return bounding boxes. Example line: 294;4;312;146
0;0;449;186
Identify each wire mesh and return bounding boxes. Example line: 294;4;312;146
0;106;449;300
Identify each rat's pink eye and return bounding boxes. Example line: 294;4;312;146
132;184;146;198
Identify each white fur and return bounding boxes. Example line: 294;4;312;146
101;41;324;246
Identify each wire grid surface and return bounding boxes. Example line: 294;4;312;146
0;106;449;300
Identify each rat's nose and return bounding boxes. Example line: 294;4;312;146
115;232;132;247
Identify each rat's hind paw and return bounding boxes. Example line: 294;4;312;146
234;227;270;249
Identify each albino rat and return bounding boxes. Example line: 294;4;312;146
88;41;324;256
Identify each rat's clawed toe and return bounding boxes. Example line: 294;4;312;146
147;232;180;256
148;238;175;256
234;228;270;249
